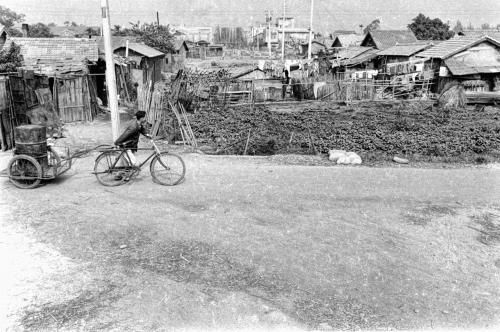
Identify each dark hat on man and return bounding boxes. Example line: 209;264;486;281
135;111;146;119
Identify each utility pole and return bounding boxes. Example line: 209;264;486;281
308;0;314;60
100;0;120;141
281;0;285;60
267;10;272;58
157;11;160;26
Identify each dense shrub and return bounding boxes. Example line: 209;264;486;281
189;104;500;159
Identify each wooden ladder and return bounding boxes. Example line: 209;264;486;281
168;101;197;148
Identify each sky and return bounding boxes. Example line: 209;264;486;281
2;0;500;33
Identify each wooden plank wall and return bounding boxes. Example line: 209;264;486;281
56;76;94;123
0;77;15;150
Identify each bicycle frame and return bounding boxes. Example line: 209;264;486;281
108;139;163;171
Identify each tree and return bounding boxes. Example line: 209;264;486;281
0;5;24;28
28;23;54;38
453;20;464;34
129;22;174;53
408;13;454;40
466;22;475;30
363;19;380;34
0;5;24;36
47;22;56;27
0;42;23;73
497;24;500;31
481;23;491;30
85;27;100;36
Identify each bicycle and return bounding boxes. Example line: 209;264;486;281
93;138;186;186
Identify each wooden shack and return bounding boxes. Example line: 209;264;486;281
5;37;100;123
416;35;500;97
165;40;189;73
114;43;165;85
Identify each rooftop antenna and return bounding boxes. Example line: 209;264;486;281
307;0;314;60
281;0;285;60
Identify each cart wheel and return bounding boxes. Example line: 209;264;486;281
47;146;61;177
7;155;43;189
94;150;127;186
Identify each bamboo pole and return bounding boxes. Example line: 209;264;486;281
243;128;251;155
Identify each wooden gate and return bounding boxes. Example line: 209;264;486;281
56;76;95;122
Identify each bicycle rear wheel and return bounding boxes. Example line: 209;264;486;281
94;151;128;186
150;152;186;186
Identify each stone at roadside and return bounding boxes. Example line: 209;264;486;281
328;149;346;162
347;152;362;164
329;150;362;165
265;310;288;323
337;155;350;165
393;156;409;164
318;322;333;330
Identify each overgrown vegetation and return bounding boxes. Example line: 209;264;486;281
113;22;175;54
190;103;500;161
0;42;22;73
0;5;25;36
27;22;54;38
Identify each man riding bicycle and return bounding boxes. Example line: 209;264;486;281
114;110;151;179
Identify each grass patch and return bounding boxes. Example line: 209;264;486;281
20;283;121;331
470;212;500;245
404;203;458;226
102;227;385;329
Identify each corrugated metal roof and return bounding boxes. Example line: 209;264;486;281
8;37;98;64
16;61;88;75
231;67;264;79
343;49;379;66
458;30;500;41
173;39;189;51
417;35;500;59
331;46;373;60
92;36;138;54
49;26;92;37
377;42;433;56
314;37;334;48
301;39;326;46
114;42;164;58
445;58;500;75
361;30;418;50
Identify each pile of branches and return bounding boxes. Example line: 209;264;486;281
189;103;500;159
171;68;235;111
439;85;467;109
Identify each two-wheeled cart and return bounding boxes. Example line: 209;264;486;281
3;125;72;189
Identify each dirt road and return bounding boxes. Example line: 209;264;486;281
1;152;500;331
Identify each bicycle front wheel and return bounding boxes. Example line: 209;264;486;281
150;152;186;186
94;151;127;186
